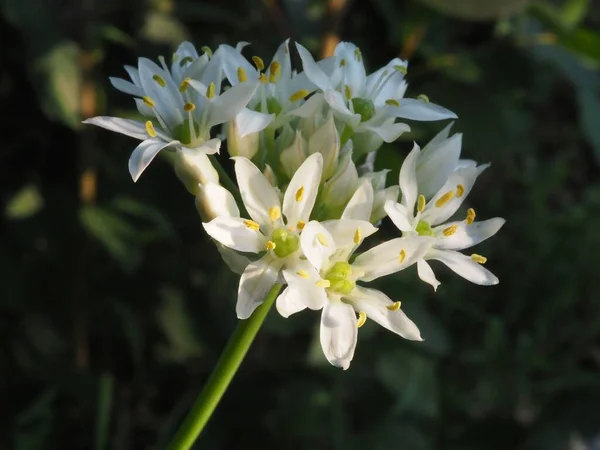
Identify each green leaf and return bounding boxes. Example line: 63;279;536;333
4;184;44;219
561;0;590;29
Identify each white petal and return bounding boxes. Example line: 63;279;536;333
220;44;257;86
427;249;499;285
269;39;292;83
129;139;176;182
417;259;440;291
372;186;400;224
423;122;454;149
342;179;374;221
384;201;414;232
360;118;410;143
399;143;421;212
417;133;462;199
287;92;324;118
233;157;282;227
322;219;377;260
216;243;250;275
235;108;273;137
283;153;323;225
280;131;307;179
433;218;505;251
202;216;266;253
300;221;335;271
135;98;155;117
307;114;339;179
390;99;457;121
196;181;240;220
281;261;327;311
124;65;141;86
109;77;143;97
174;145;220;194
353;236;434;282
320;300;358;370
334;42;366;96
276;286;307;318
83;116;148;140
295;43;333;90
324;90;360;123
208;81;260;127
237;256;282;319
347;286;422;340
137;58;183;129
189;138;221;155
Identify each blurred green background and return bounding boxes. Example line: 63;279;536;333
2;0;600;448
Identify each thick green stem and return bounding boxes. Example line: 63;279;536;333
165;284;282;450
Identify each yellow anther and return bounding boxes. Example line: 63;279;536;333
252;56;265;71
296;270;309;279
184;102;196;112
179;78;191;92
289;89;309;103
466;208;476;225
357;311;367;328
179;56;194;67
340;58;347;67
316;233;328;246
200;46;213;57
394;64;408;74
259;73;268;84
243;219;260;231
417;194;426;213
344;85;352;100
353;227;362;245
269;61;281;83
456;184;465;197
152;74;166;87
435;191;455;208
206;82;216;99
296;220;306;230
471;254;487;264
295;186;304;202
266;240;277;250
442;224;458;237
354;48;362;61
237;67;248;83
142;96;155;108
399;249;406;263
316;279;331;288
385;99;400;107
145;121;157;137
386;301;402;311
268;206;281;221
418;94;430;103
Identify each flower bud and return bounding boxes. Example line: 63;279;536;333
308;114;339;180
195;181;239;221
225;118;259;159
280;131;307;179
174;140;220;195
321;142;359;219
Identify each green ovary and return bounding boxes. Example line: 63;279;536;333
324;261;356;295
351;98;376;122
266;97;282;115
271;228;300;258
172;119;201;145
416;220;434;236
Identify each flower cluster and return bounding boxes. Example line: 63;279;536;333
86;40;504;369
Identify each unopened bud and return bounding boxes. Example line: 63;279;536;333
174;145;220;195
225;119;259;159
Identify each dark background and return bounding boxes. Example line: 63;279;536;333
2;0;600;448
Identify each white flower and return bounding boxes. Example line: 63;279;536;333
385;143;505;290
203;153;324;319
84;46;259;181
276;182;434;369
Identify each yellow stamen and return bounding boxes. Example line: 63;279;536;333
269;61;280;83
471;254;487;264
293;186;304;202
206;82;216;99
340;58;347;67
353;228;362;245
418;94;430;103
243;219;260;231
354;48;362;61
268;206;281;221
200;46;213;57
317;233;328;246
296;270;309;279
266;240;277;250
456;184;465;197
344;85;352;100
237;67;248;83
443;224;458;237
394;64;408;74
259;73;268;84
152;74;166;87
296;220;306;230
145;121;157;137
399;249;406;263
385;99;399;107
435;191;455;208
252;56;265;71
466;208;476;225
316;279;331;288
289;89;309;103
417;194;426;213
142;96;155;108
386;301;401;311
357;311;367;328
179;78;191;92
183;102;195;112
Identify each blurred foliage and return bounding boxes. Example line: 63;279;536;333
1;0;600;449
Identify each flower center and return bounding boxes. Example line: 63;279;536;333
351;98;376;122
416;220;434;237
172;118;201;146
270;227;299;258
324;261;355;295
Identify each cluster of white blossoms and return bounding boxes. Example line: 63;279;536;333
85;39;504;369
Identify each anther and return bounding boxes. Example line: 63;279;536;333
435;191;455;208
260;73;268;84
206;82;216;99
317;233;328;246
456;184;465;197
471;254;487;264
237;67;248;83
316;279;331;288
184;102;195;112
357;311;367;328
243;219;260;231
152;74;166;87
269;61;280;83
466;208;476;225
289;89;309;103
296;270;309;279
268;206;281;221
340;58;347;67
442;224;458;237
296;220;306;230
354;48;362;61
142;96;155;108
145;121;157;137
266;241;277;250
386;301;402;311
252;56;265;71
393;64;408;75
179;56;194;67
399;249;406;263
179;78;191;92
295;186;304;202
385;99;399;107
344;85;352;100
200;46;213;57
353;228;362;245
418;94;430;103
417;194;426;213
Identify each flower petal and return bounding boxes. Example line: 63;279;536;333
426;249;499;285
283;152;323;226
196;181;240;220
296;43;334;91
138;57;183;129
384;201;414;232
300;221;335;272
109;77;143;97
276;286;307;318
83;116;148;140
347;286;422;340
390;98;457;121
417;133;462;199
417;259;440;291
208;81;260;127
129;139;177;182
237;256;282;319
281;261;327;311
342;179;374;221
353;236;434;282
360;118;410;143
234;108;273;137
433;218;505;251
334;42;366;96
203;216;266;253
320;300;358;370
399;143;421;213
322;219;378;261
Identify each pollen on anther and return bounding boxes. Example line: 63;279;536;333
394;64;408;75
266;241;277;250
435;191;455;208
399;249;406;263
152;74;166;87
466;208;476;225
145;121;157;137
354;48;362;61
295;186;304;202
418;94;430;103
344;85;352;100
316;233;328;246
269;61;280;83
268;206;281;221
289;89;309;103
417;194;426;213
296;270;309;279
252;56;265;71
296;220;306;230
200;46;213;57
471;254;487;264
179;56;194;67
385;99;399;107
184;102;195;112
386;301;401;311
353;228;362;245
316;279;331;288
179;78;191;92
206;82;216;99
243;219;260;231
340;58;347;67
142;96;155;108
443;224;458;237
456;184;465;197
237;67;248;83
357;311;367;328
259;73;268;84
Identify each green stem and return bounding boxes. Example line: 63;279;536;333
165;283;283;450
